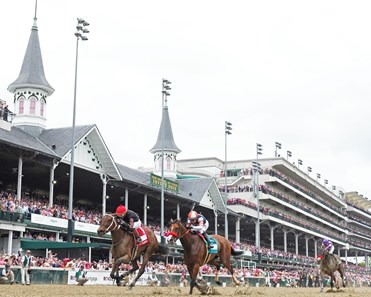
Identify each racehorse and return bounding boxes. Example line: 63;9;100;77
167;219;243;294
97;213;168;288
319;250;346;291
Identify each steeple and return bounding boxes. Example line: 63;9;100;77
7;1;54;137
150;93;181;179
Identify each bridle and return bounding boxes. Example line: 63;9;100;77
167;223;190;242
102;214;120;233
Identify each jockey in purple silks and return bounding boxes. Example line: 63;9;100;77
320;238;341;264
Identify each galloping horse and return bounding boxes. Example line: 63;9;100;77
97;213;168;287
167;219;243;294
319;250;346;291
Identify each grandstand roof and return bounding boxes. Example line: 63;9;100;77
0;125;58;158
39;124;121;180
346;191;371;211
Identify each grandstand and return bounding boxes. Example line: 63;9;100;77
0;2;370;283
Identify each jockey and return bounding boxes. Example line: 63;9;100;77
320;238;341;264
115;205;143;242
186;211;214;248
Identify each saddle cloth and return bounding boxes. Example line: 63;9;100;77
136;227;149;247
197;234;218;254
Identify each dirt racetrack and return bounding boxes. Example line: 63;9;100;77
1;285;370;297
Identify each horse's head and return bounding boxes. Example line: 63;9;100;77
166;218;187;244
97;213;119;237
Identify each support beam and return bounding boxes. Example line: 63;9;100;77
283;229;288;253
8;230;13;255
143;194;147;225
125;188;129;208
305;236;309;257
235;218;240;244
17;156;23;200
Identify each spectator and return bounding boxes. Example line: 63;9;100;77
75;265;89;286
0;264;14;285
21;250;32;285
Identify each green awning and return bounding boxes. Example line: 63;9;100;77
20;239;111;250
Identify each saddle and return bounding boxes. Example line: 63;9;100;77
195;233;218;253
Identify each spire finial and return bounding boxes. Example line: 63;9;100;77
32;0;38;29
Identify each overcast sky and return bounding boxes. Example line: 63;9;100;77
1;1;371;201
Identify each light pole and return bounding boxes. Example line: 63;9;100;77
224;121;232;239
287;150;292;161
68;18;89;243
160;78;171;244
275;142;281;157
316;173;321;182
298;159;303;169
307;166;312;175
253;143;263;262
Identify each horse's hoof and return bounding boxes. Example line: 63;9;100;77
216;280;222;286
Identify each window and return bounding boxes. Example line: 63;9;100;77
40;100;45;116
30;97;36;114
19;97;24;114
166;156;171;170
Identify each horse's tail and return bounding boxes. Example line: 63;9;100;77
231;247;244;256
155;242;169;255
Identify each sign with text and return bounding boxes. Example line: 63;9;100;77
150;173;179;193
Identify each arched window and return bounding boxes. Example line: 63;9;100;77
30;97;36;114
19;97;25;114
166;156;171;170
40;100;45;116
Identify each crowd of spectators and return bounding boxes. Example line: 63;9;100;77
220;167;347;215
227;197;346;242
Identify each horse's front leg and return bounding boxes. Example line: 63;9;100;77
187;263;200;295
130;250;153;288
114;255;132;280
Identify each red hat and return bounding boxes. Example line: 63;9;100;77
116;205;127;216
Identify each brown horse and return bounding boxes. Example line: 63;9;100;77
167;219;243;294
319;250;346;291
97;213;168;288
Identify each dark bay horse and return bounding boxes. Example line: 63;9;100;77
319;251;346;291
97;213;168;287
167;219;243;294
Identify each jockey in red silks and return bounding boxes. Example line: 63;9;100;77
115;205;143;242
186;211;214;248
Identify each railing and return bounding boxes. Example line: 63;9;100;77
0;210;25;223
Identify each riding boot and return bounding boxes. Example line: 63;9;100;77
203;233;214;248
133;229;142;242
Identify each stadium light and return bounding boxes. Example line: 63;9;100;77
298;159;303;169
275;142;281;158
316;173;321;181
287;150;292;160
307;166;312;175
68;18;89;243
254;143;263;262
224;121;232;239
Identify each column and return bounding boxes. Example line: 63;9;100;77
143;194;147;225
125;188;129;208
305;236;309;257
224;211;228;240
87;236;91;263
214;213;218;234
255;220;259;248
56;231;60;242
295;233;300;255
176;204;180;219
235;218;240;244
283;229;288;253
345;249;348;265
100;174;108;215
17;156;23;200
355;252;358;266
270;226;275;251
314;239;318;258
49;161;58;206
365;255;369;268
8;230;13;255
